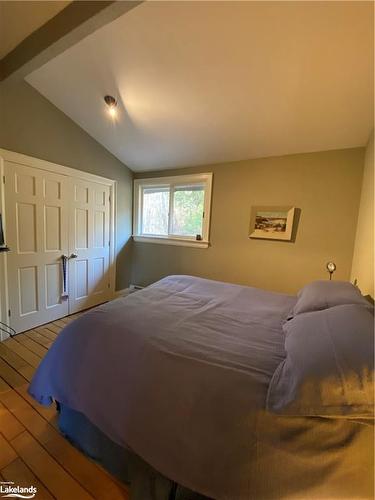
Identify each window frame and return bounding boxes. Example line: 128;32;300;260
133;173;213;248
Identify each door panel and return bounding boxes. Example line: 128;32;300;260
16;202;37;252
45;262;62;307
68;178;111;313
44;205;61;251
18;266;38;315
5;162;69;333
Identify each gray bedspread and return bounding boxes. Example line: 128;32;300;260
29;275;374;499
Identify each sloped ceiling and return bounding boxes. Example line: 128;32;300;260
26;1;374;171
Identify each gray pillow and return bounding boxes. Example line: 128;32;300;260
267;304;374;417
290;280;370;317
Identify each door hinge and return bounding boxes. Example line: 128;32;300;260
108;283;110;288
8;309;11;317
2;176;5;184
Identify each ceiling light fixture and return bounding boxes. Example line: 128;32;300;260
104;95;117;118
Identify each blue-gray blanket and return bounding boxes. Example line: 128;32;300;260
29;276;373;499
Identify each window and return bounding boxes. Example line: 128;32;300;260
133;173;212;248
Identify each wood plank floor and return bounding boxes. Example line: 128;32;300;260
0;314;129;500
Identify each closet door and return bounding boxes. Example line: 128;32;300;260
68;178;112;313
5;162;69;333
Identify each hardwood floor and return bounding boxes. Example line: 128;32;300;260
0;314;129;499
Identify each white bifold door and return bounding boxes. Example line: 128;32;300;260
68;178;111;314
4;161;113;333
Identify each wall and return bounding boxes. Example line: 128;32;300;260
132;148;364;295
351;132;374;297
0;80;133;290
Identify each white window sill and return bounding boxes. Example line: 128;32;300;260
133;235;209;248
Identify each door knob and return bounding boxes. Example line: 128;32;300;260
69;253;78;259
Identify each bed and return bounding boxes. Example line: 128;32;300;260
29;275;374;500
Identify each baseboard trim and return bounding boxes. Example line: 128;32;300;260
114;288;130;298
129;284;144;292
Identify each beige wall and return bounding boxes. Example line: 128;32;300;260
0;80;133;290
132;148;364;295
0;81;366;296
351;133;374;297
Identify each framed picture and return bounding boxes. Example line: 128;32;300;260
249;206;295;241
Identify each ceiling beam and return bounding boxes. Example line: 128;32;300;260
0;0;142;82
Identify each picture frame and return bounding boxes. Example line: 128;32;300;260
249;206;295;241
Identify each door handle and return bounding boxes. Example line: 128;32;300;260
61;255;69;298
69;253;78;259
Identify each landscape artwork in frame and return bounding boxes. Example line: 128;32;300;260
250;206;295;241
